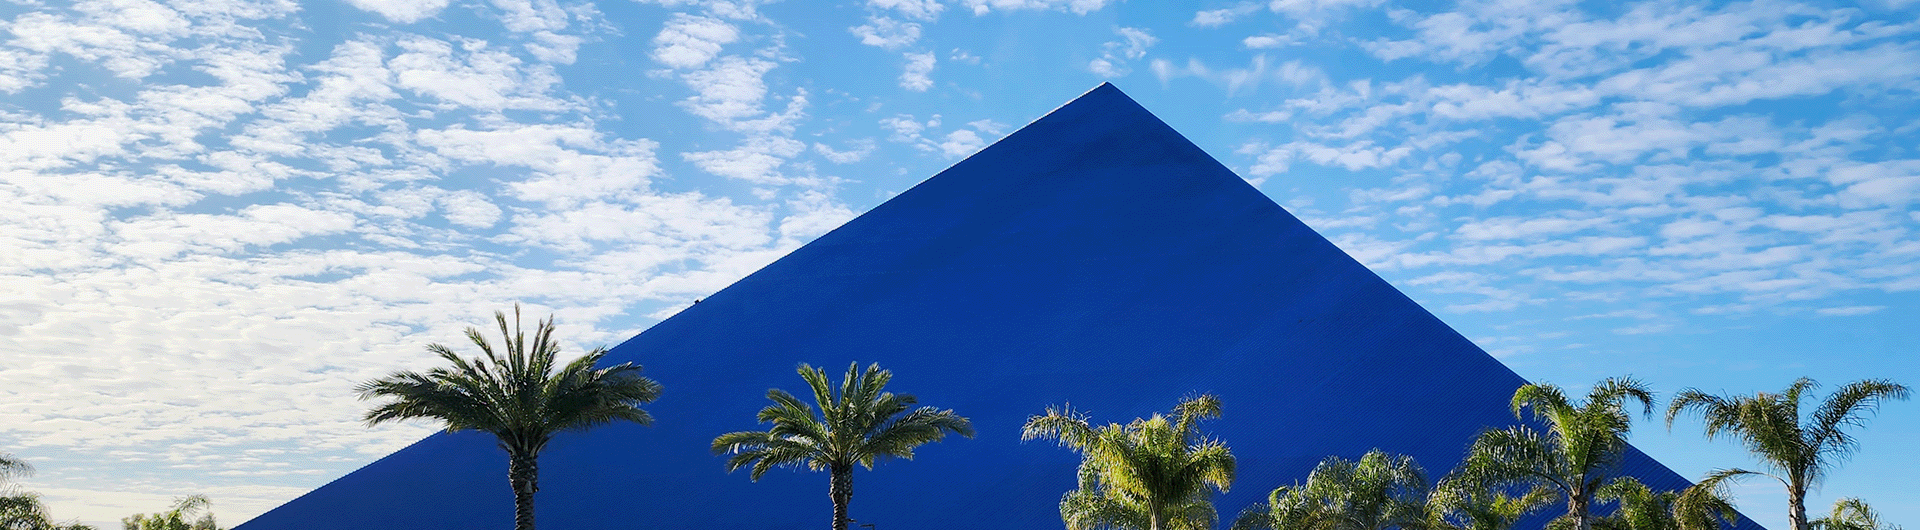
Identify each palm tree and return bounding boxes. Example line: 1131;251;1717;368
121;495;218;530
357;305;663;530
712;362;974;530
0;454;29;489
1451;377;1655;530
1232;449;1427;530
3;493;94;530
1426;477;1555;530
0;455;92;530
1665;378;1910;530
1587;476;1738;530
1810;498;1901;530
1022;395;1235;530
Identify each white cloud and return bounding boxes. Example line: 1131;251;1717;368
877;114;1004;159
813;139;876;164
1150;54;1287;96
1454;216;1611;241
683;136;808;185
676;55;780;124
1192;3;1262;27
1089;27;1156;77
939;129;985;158
899;51;935;91
651;14;739;69
1243;33;1295;49
1225;108;1293;122
880;113;937;146
487;0;571;34
777;189;858;241
416;125;662;205
869;0;945;19
961;0;1114;15
1816;305;1886;316
438;190;504;228
1245;140;1413;173
850;16;922;50
389;36;570;112
342;0;451;23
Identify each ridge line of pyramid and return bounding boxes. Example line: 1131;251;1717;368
953;82;1137;170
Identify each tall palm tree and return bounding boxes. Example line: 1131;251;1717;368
1452;377;1655;530
1810;498;1901;530
121;495;218;530
712;362;974;530
1426;477;1555;530
1232;449;1428;530
1665;378;1909;530
357;305;663;530
1022;395;1236;530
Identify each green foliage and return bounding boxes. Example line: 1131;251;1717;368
356;305;662;530
0;455;29;487
120;496;215;530
1666;378;1910;530
1233;449;1427;530
1426;478;1555;530
1453;377;1655;530
1811;498;1901;530
0;454;93;530
3;492;94;530
712;362;973;530
1023;395;1235;530
1582;476;1737;530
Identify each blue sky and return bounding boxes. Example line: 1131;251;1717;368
0;0;1916;527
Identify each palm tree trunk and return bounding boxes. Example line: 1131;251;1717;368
1787;483;1809;530
831;464;853;530
1570;489;1592;530
509;450;539;530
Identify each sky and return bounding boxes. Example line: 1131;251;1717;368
0;0;1915;527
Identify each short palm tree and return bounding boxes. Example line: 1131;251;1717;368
712;362;973;530
357;306;662;530
1810;498;1901;530
1452;377;1655;530
1425;478;1556;530
1665;378;1909;530
3;493;95;530
1232;449;1428;530
121;495;218;530
1023;395;1235;530
1588;476;1738;530
0;455;92;530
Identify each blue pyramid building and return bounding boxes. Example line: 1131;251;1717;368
238;84;1752;530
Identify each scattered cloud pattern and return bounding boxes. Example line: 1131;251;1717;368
1;0;1916;527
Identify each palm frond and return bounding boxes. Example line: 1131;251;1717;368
1031;396;1237;530
1666;377;1909;530
1807;380;1910;468
1456;426;1567;493
1672;473;1741;530
1023;404;1098;448
0;453;31;484
1232;500;1277;530
713;361;969;485
1812;498;1901;530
